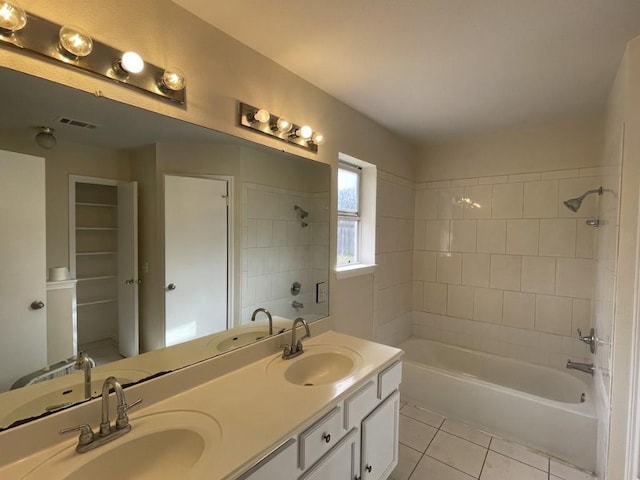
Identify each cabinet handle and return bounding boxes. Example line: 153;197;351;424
322;432;331;443
30;300;45;310
167;283;176;291
366;465;373;473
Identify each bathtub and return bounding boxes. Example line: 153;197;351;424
399;337;597;472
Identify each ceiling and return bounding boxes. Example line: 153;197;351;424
173;0;640;145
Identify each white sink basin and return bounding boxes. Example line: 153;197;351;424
1;368;151;427
23;410;221;479
267;345;363;387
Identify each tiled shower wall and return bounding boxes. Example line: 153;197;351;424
412;168;602;369
241;183;330;324
374;171;415;345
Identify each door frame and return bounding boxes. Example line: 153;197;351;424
162;173;234;332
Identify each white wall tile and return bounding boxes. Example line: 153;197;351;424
477;219;506;254
447;285;474;319
437;253;462;284
521;256;556;295
427;180;451;189
506;220;539;255
414;220;426;250
414;251;437;281
572;298;592;336
509;173;541;182
539;219;576;257
462;253;490;287
503;291;536;329
452;178;478;187
523;180;558;218
415;188;439;219
438;187;464;219
463;185;492;219
556;258;594;299
479;175;509;185
576;220;595;258
424;282;447;314
413;281;424;311
535;295;572;335
541;169;580;180
490;255;521;290
492;183;523;219
450;220;477;253
425;220;451;252
473;288;503;324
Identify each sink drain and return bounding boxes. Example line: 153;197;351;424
304;383;315;387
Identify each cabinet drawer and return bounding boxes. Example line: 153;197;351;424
377;361;402;399
298;428;358;480
299;406;344;470
344;379;378;430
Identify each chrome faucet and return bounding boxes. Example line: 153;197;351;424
59;376;142;453
75;351;93;399
282;317;311;359
566;360;595;376
251;307;273;335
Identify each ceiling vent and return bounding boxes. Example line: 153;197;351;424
55;116;100;130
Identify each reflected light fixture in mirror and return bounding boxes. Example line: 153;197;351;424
58;25;93;58
239;102;324;153
0;1;26;32
34;126;57;149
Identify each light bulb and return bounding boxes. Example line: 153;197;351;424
296;125;313;140
248;108;270;124
275;118;292;133
59;25;93;57
161;68;186;91
311;132;324;145
119;51;144;74
0;1;26;31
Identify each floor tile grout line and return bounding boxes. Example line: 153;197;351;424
420;452;483;479
401;412;494;450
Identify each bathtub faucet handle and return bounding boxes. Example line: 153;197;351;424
577;328;596;354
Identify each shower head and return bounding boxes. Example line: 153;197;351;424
294;205;309;218
563;187;603;213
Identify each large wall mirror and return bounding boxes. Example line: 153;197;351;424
0;67;330;429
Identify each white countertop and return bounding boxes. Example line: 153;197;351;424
0;331;402;479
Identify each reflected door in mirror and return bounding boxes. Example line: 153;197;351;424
0;150;47;391
164;175;229;346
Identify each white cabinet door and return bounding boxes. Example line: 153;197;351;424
300;429;358;480
238;438;298;480
0;150;47;391
361;391;400;480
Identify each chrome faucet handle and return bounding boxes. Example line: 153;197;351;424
59;424;95;446
115;397;143;430
577;328;597;354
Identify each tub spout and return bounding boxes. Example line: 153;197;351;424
566;360;594;376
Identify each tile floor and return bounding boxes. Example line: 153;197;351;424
391;401;595;480
78;338;123;365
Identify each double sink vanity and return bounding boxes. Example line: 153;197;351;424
0;329;403;479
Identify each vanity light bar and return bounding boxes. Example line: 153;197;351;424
239;102;323;153
0;10;186;104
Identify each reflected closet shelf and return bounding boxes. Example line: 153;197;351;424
77;298;117;307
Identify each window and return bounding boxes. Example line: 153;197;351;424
337;162;361;266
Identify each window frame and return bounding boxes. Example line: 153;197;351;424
337;161;362;267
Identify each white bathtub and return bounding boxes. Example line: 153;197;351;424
399;337;597;472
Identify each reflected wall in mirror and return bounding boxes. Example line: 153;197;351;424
0;67;330;429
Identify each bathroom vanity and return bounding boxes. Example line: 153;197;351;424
0;331;402;479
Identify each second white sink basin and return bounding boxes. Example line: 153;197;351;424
23;410;221;480
267;345;363;387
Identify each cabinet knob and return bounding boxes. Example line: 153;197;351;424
322;432;331;443
167;283;176;291
366;465;373;473
30;300;45;310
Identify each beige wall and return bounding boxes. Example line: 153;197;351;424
0;131;131;271
416;117;603;182
605;36;640;479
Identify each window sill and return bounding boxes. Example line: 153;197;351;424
334;264;377;280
